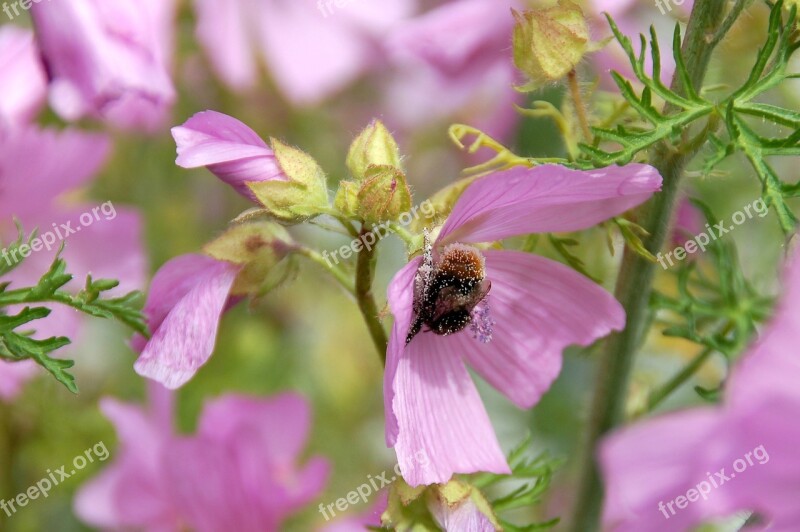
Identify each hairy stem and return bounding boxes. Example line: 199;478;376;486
568;0;730;528
567;69;592;141
295;247;355;294
355;226;389;365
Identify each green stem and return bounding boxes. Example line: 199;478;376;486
355;226;389;365
386;222;421;251
295;247;355;294
567;69;592;142
644;345;716;413
644;321;735;413
568;0;730;529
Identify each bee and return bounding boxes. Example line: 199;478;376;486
406;232;491;345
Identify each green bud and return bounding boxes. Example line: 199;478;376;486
346;120;403;181
333;179;359;217
355;165;412;224
247;139;329;224
203;221;293;296
381;479;500;531
428;481;501;531
512;1;589;91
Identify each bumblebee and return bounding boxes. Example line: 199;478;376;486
406;238;491;345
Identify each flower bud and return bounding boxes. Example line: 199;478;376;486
354;165;412;224
203;221;293;296
346;120;403;181
247;139;330;224
173;111;288;203
512;1;589;90
334;179;359;217
427;481;500;531
381;479;500;531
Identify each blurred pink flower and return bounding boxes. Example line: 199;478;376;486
172;110;287;202
76;387;329;531
386;163;663;486
384;0;522;140
600;246;800;531
588;0;695;89
670;196;704;248
193;0;415;105
0;126;145;399
0;26;47;128
30;0;176;132
133;254;241;389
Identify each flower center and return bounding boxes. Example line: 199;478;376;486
406;243;493;344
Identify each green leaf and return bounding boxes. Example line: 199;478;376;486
0;240;148;393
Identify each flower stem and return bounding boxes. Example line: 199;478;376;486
644;322;734;413
295;247;355;295
568;0;730;528
567;69;592;142
356;225;389;365
644;345;715;412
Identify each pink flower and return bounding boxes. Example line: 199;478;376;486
30;0;176;132
384;0;522;140
193;0;415;105
172;111;287;202
386;163;663;485
600;247;800;530
133;254;241;389
0;26;47;128
75;386;329;531
0;126;145;399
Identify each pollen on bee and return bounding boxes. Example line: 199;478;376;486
436;243;486;282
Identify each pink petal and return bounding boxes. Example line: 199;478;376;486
437;164;662;246
194;0;261;90
388;0;515;78
391;332;510;486
134;255;240;389
384;257;422;447
165;437;267;532
31;0;176;131
75;399;178;530
727;251;800;408
0;26;47;127
0;127;111;222
462;250;624;408
197;393;312;467
172;110;285;201
165;394;329;530
256;0;373;105
0;360;38;401
35;205;145;293
429;492;497;532
600;409;731;531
